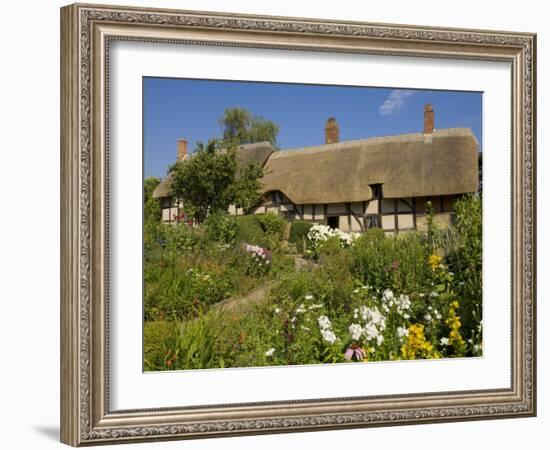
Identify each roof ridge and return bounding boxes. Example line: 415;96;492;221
273;127;473;156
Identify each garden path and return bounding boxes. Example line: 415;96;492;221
212;281;276;312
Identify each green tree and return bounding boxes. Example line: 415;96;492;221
170;139;263;223
144;176;161;224
219;107;279;147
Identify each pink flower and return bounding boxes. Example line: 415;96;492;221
344;344;365;361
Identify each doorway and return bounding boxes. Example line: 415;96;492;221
327;216;339;229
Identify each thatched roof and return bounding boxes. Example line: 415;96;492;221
152;172;175;199
152;142;275;199
154;129;478;203
236;141;275;167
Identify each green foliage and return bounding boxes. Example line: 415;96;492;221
351;231;432;294
170;140;237;223
288;220;314;253
144;195;483;369
143;177;162;249
204;213;238;247
145;256;232;321
161;222;198;253
363;227;385;242
219;107;279;147
425;200;439;246
235;213;285;248
445;194;483;346
170;139;263;223
235;215;266;246
231;160;264;213
256;212;286;250
317;236;344;257
144;311;228;371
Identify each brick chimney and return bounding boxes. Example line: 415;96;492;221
177;138;188;162
424;104;435;135
325;117;339;144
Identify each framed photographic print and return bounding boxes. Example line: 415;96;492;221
60;3;537;446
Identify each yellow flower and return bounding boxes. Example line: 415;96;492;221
445;301;465;349
428;254;443;271
400;324;440;360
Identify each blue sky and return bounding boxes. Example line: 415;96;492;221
143;77;482;179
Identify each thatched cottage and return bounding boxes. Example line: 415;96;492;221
153;104;479;233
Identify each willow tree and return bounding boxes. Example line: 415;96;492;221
219;107;279;147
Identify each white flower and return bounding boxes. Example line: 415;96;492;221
435;310;442;320
301;326;311;332
308;303;323;310
440;337;450;346
377;335;384;346
403;313;410;319
353;308;359;319
424;314;432;322
349;323;363;341
317;315;332;330
321;328;337;344
397;327;409;340
295;304;306;314
473;344;482;353
305;294;314;300
353;289;359;294
396;294;411;315
274;307;281;314
265;348;276;357
363;323;379;342
429;291;439;298
382;289;395;303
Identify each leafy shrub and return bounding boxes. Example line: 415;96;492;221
288;220;314;253
351;231;432;295
235;215;266;247
144;254;235;321
235;213;286;249
317;236;343;257
363;227;385;242
161;222;198;253
306;224;358;259
204;213;238;247
444;194;482;346
256;212;286;250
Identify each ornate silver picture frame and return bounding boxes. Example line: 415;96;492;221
60;3;536;446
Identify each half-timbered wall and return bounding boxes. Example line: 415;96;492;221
160;197;181;223
159;192;461;233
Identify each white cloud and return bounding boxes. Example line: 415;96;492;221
378;90;415;116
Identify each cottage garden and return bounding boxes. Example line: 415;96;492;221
144;194;482;371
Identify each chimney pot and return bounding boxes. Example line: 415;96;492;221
177;139;188;161
325;117;340;144
424;104;435;135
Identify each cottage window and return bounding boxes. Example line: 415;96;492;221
365;215;380;229
370;183;383;199
272;191;282;205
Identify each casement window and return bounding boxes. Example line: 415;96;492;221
365;215;380;229
272;191;282;205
